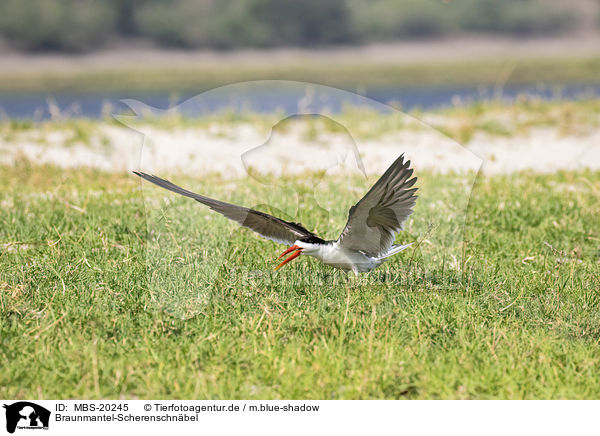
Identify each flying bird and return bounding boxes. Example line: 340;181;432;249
134;154;417;275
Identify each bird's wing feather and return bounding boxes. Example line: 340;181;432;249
337;154;417;257
134;171;317;245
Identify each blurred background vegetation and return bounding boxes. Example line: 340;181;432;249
0;0;587;52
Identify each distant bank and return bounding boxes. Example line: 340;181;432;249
1;36;600;118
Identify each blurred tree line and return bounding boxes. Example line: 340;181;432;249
0;0;578;52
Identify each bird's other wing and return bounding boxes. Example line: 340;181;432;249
336;154;417;257
134;171;319;245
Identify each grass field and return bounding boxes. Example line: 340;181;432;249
2;56;600;94
1;157;599;399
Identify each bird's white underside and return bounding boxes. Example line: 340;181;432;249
296;241;410;274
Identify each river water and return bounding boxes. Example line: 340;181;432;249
1;82;598;120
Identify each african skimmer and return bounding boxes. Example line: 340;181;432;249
134;154;417;275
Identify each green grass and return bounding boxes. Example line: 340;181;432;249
2;56;600;94
1;158;599;399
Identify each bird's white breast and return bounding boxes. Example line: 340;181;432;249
310;242;381;273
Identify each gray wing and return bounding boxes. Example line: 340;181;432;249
337;154;417;257
134;171;318;245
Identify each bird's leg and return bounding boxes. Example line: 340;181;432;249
344;273;354;298
344;268;360;289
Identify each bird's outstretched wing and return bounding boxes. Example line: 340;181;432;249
134;171;319;245
337;154;417;257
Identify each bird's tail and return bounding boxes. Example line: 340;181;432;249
378;243;413;260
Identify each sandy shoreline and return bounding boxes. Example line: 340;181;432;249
2;121;599;176
2;35;600;73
